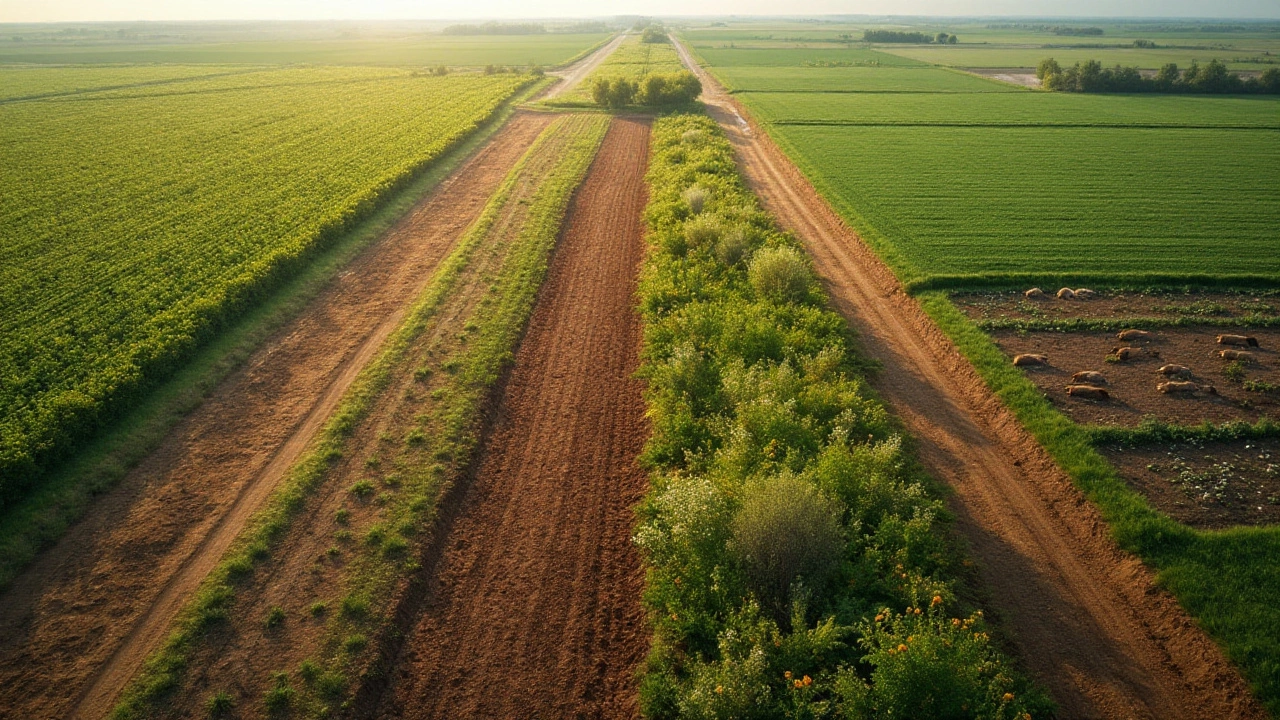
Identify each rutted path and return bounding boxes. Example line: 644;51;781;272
540;34;626;101
369;117;652;720
0;112;555;720
674;36;1265;720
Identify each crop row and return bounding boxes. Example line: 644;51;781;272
0;67;535;507
111;113;611;719
634;113;1046;719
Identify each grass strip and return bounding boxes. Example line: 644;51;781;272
1086;417;1280;447
908;273;1280;294
0;78;551;591
108;113;608;720
634;113;1049;719
975;316;1280;332
918;290;1280;713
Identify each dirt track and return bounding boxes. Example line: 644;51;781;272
0;112;555;720
540;34;626;100
370;117;651;720
674;37;1266;720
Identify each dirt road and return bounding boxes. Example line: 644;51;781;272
674;37;1265;720
0;112;555;720
369;117;652;720
540;34;626;101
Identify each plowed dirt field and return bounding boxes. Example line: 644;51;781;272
368;117;652;720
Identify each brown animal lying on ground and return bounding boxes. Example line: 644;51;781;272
1156;364;1192;378
1072;370;1108;385
1219;349;1255;362
1024;287;1046;299
1074;288;1096;299
1013;353;1049;367
1217;334;1260;347
1056;287;1075;299
1066;384;1109;400
1116;329;1151;342
1110;346;1159;361
1158;381;1217;395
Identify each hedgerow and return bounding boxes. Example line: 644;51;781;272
634;113;1050;719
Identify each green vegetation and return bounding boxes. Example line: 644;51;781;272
552;33;688;106
635;113;1047;720
591;71;701;108
109;113;609;719
1039;57;1280;93
713;66;1019;93
863;30;957;44
0;78;545;591
0;67;535;510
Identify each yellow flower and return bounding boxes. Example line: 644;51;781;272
874;614;884;622
715;685;724;694
931;595;942;606
784;671;792;680
802;675;812;687
897;643;908;653
951;618;961;627
793;680;803;689
1003;692;1015;702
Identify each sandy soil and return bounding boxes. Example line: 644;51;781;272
965;67;1042;88
1102;438;1280;529
538;34;626;101
0;112;555;720
674;36;1266;720
368;117;652;719
993;328;1280;427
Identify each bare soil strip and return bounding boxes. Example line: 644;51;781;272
674;38;1265;720
0;111;554;720
370;117;652;720
539;34;626;100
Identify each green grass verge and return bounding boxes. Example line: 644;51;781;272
917;291;1280;714
0;78;551;592
1085;416;1280;447
108;112;609;720
974;315;1280;332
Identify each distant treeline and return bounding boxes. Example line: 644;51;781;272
987;23;1103;35
863;30;958;44
1038;57;1280;94
441;21;611;35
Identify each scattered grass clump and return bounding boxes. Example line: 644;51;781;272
205;691;234;718
634;113;1049;719
264;605;286;630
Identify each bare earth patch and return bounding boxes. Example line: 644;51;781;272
1101;438;1280;529
964;67;1042;88
956;290;1280;324
992;327;1280;426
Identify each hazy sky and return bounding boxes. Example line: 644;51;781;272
2;0;1277;22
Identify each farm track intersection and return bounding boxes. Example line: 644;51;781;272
674;35;1266;720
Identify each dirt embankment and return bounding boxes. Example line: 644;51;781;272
369;117;652;720
0;112;555;720
673;37;1266;720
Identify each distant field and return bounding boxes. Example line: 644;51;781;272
0;64;260;101
712;65;1019;92
878;44;1279;71
0;65;535;499
694;45;924;67
0;33;608;66
693;40;1280;289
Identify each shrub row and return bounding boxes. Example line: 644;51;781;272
1037;57;1280;94
592;70;701;109
862;30;957;44
634;113;1048;719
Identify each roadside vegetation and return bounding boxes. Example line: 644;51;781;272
634;113;1048;719
1038;57;1280;93
110;114;610;719
547;32;691;107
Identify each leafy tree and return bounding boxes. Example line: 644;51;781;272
1035;57;1061;82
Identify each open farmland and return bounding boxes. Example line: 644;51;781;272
696;45;1280;288
549;32;685;104
0;65;537;506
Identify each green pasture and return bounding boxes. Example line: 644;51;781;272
693;45;925;67
710;65;1018;93
878;44;1278;70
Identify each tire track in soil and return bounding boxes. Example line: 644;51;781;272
0;111;554;720
368;117;651;720
673;38;1266;720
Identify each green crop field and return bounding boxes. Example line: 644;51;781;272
880;45;1279;71
0;65;538;503
691;41;1280;289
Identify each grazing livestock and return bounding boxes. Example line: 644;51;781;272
1013;353;1049;367
1074;288;1096;299
1066;384;1109;400
1056;287;1075;299
1217;334;1259;347
1071;370;1108;385
1110;346;1158;361
1158;381;1217;395
1116;329;1151;342
1024;287;1047;299
1156;364;1192;378
1219;349;1255;362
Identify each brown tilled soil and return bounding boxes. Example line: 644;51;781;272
370;117;652;720
674;38;1266;720
993;328;1280;426
956;290;1280;324
0;112;555;720
1101;438;1280;529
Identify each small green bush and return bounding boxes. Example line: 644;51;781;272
263;674;294;715
714;226;752;266
748;246;811;302
264;605;285;630
206;691;234;718
682;185;709;215
684;214;722;250
731;475;844;617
